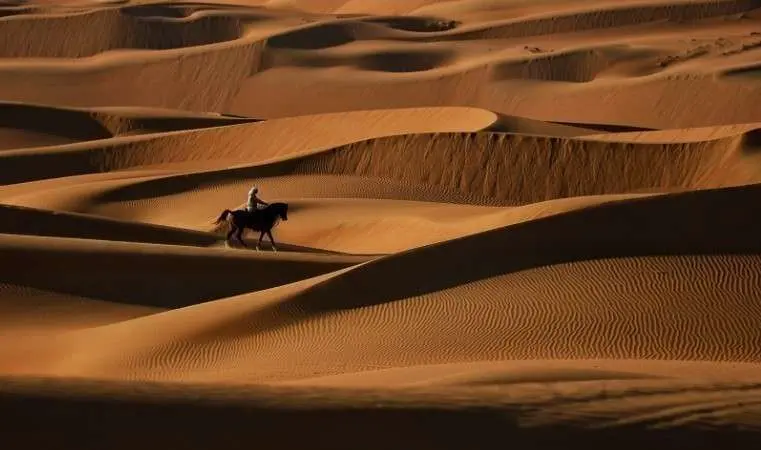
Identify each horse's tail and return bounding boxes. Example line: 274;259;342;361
214;209;232;225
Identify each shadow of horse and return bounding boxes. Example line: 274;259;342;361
214;202;289;251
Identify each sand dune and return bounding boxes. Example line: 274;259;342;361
0;106;499;185
2;0;761;449
0;232;368;306
5;250;761;377
17;124;752;229
0;101;255;150
0;283;162;335
0;6;244;58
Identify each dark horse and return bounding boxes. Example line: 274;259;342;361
214;202;289;251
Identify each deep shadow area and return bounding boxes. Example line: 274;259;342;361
120;4;190;18
722;62;761;78
740;127;761;155
355;49;455;73
95;114;258;135
0;204;218;247
0;378;759;450
0;4;37;18
548;120;657;133
362;16;460;33
267;22;359;49
266;20;395;50
0;148;113;185
224;238;377;256
0;238;363;308
0;103;113;142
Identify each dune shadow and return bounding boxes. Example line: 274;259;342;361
94;114;259;135
266;23;360;50
0;236;362;308
0;4;35;18
361;16;460;33
221;238;378;257
120;4;190;19
355;49;455;73
547;121;658;133
2;378;761;450
740;128;761;155
0;103;113;144
0;204;218;247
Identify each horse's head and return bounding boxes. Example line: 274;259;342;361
271;202;288;221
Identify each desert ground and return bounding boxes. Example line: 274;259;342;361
1;0;761;448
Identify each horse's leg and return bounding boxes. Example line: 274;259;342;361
235;227;247;248
226;224;236;247
267;230;278;252
256;231;264;251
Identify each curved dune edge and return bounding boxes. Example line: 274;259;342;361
0;232;370;308
0;101;257;151
0;283;164;335
0;203;221;245
61;126;761;218
0;106;501;185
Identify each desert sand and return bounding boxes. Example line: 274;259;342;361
1;0;761;448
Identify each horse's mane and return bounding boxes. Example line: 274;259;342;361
266;202;287;229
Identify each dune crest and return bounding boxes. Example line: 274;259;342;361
1;0;761;449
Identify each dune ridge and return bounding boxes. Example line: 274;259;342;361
2;0;761;449
0;106;499;185
0;101;256;150
41;125;756;220
0;6;245;58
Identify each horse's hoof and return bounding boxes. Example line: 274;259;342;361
272;247;278;252
255;246;260;251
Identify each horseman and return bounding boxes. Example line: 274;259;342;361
246;186;269;220
214;187;287;251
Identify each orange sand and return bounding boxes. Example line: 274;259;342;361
1;1;761;449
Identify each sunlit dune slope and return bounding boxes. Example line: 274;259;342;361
36;124;757;217
0;106;500;185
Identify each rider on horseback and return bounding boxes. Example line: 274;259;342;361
246;186;269;219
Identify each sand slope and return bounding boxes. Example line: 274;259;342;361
1;1;761;449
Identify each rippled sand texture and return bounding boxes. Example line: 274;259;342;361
1;1;761;449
